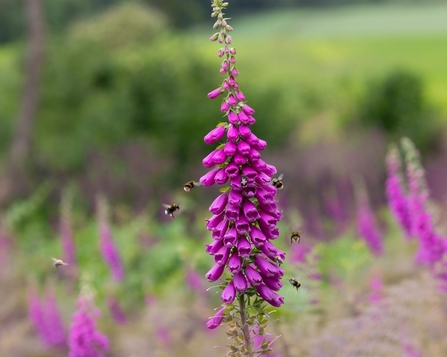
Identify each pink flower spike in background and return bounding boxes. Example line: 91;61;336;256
68;284;109;357
97;195;124;282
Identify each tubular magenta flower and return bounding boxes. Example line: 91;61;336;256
97;196;124;282
68;292;109;357
203;2;284;356
206;306;226;329
205;1;284;303
355;184;384;257
385;146;412;239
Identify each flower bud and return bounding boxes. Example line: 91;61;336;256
220;101;229;113
233;272;249;292
231;68;239;77
242;104;255;115
223;141;237;156
210;33;219;41
236;91;245;101
226;125;238;142
214;169;228;185
230;56;236;64
230;48;236;55
207;87;223;99
237;141;251;156
200;167;220;186
238;111;250;125
228;111;239;125
217;49;224;58
206;307;225;329
209;193;228;215
212;149;226;165
225;36;232;44
233;153;246;165
221;281;236;304
204;125;226;144
228;95;237;106
206;263;225;282
262;275;283;291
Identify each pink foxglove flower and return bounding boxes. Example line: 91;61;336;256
28;288;51;347
68;291;109;357
401;138;446;266
97;195;124;282
203;1;284;355
107;295;127;325
44;287;66;346
385;146;412;239
355;184;384;257
28;286;66;348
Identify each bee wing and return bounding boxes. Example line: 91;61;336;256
162;204;172;209
51;257;58;262
193;181;202;187
277;173;284;180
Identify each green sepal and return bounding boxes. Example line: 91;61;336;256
220;186;230;193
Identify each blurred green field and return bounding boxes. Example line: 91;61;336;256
191;3;447;115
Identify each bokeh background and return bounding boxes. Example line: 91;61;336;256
1;0;447;356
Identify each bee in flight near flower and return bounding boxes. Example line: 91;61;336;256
163;203;180;217
289;278;301;291
272;173;284;190
274;255;284;266
52;257;68;268
184;180;201;192
290;231;301;244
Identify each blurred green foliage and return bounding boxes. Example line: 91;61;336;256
359;69;440;152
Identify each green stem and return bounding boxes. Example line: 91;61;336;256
239;294;253;357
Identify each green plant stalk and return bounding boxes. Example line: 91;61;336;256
239;294;253;357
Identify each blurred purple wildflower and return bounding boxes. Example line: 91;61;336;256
402;138;446;266
44;287;66;346
385;147;412;239
290;243;312;264
156;325;172;345
107;295;127;325
68;293;109;357
355;184;384;257
97;195;124;282
28;288;50;347
28;286;66;348
368;271;384;304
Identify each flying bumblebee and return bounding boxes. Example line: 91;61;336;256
274;255;284;266
52;257;68;268
289;278;301;290
163;203;180;217
241;174;248;187
184;181;201;192
290;231;301;244
272;173;284;190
